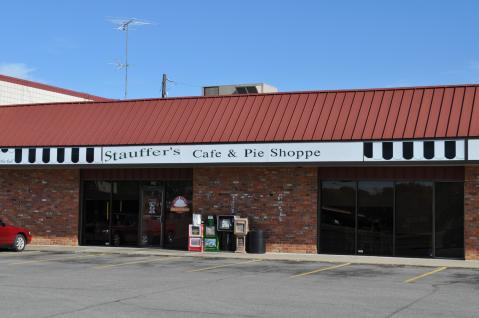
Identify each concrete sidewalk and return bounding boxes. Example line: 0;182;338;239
25;245;479;269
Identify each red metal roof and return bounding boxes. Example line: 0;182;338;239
1;84;479;147
0;74;110;102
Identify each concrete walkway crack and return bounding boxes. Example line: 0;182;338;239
385;285;439;318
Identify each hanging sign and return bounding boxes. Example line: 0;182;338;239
170;196;190;213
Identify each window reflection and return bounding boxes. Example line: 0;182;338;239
357;182;393;256
320;180;464;259
395;181;433;257
435;182;464;258
320;181;356;254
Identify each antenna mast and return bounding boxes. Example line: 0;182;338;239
162;74;167;98
109;18;151;99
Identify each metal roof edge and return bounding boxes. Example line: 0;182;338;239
1;82;479;109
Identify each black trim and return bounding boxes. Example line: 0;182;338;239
317;173;321;253
382;142;393;160
445;140;456;159
28;148;36;163
363;142;373;158
14;149;22;163
86;148;94;163
424;141;435;159
57;148;65;163
403;142;413;160
42;148;50;163
71;148;79;163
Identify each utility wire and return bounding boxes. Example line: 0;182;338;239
166;78;203;88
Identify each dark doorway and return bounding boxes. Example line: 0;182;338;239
110;182;140;246
82;181;139;246
82;181;113;246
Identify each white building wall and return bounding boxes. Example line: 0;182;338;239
0;80;90;105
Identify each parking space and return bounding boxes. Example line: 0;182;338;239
1;250;479;317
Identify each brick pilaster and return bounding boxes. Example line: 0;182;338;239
465;166;479;260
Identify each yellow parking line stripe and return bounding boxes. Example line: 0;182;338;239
188;259;262;272
290;262;351;278
95;256;183;269
9;254;92;265
404;266;447;283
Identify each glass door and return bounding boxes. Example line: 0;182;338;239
82;181;140;247
110;182;140;246
82;181;112;245
140;186;165;247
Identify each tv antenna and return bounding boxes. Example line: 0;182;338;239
108;17;151;99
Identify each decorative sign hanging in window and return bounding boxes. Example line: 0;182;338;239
170;196;190;213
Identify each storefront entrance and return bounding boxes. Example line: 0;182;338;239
81;179;192;249
319;180;464;258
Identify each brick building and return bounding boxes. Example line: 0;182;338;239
0;84;478;260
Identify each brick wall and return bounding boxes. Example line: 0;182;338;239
193;167;318;253
465;166;479;260
0;169;79;245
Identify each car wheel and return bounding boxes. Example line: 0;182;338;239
13;234;26;252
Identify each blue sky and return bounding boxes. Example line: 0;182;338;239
1;1;478;99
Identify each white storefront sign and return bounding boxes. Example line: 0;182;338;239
467;139;479;160
102;142;364;164
0;139;470;165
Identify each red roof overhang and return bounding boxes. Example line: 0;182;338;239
0;84;478;147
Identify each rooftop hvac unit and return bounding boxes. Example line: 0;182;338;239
202;83;277;96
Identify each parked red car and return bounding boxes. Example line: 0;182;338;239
0;219;32;251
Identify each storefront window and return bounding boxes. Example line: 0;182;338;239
395;181;433;257
319;180;464;259
320;181;356;254
435;182;464;259
357;182;394;256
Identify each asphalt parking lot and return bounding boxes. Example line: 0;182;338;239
1;250;478;318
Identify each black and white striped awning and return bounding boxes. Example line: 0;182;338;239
363;140;465;161
0;139;475;166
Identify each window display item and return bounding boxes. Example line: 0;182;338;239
170;196;190;213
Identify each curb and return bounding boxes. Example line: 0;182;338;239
26;245;479;269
